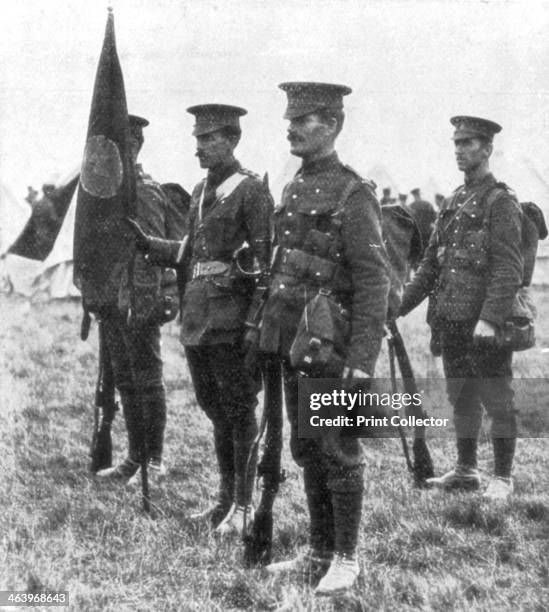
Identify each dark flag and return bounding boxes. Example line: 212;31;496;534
73;7;135;311
9;173;79;261
75;9;150;513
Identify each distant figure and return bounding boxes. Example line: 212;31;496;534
398;193;407;206
407;187;437;265
42;183;56;199
380;186;392;206
435;193;445;210
25;186;39;207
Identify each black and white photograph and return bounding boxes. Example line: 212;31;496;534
1;1;548;610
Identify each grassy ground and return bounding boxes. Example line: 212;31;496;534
0;289;548;611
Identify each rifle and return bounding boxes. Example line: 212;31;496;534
386;319;434;486
243;354;285;567
90;321;118;473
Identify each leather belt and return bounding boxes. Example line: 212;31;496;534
272;247;340;284
191;260;230;280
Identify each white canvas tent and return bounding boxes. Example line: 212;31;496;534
0;182;29;253
367;163;400;197
0;182;41;295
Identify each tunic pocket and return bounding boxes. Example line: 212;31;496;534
202;204;240;255
453;230;488;270
444;268;486;320
206;279;247;331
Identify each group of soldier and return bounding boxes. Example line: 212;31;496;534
92;81;531;595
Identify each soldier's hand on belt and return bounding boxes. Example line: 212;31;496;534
126;217;152;251
473;319;497;345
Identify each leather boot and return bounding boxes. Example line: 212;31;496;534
232;419;258;508
332;489;362;559
314;489;363;595
457;438;478;471
215;419;257;536
303;462;334;560
493;437;516;479
120;389;144;464
191;425;234;527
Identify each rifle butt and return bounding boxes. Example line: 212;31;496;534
412;437;435;485
243;509;273;567
90;423;113;473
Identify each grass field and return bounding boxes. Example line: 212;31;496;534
0;289;548;611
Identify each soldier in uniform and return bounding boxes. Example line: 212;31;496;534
435;192;445;210
130;104;273;534
261;82;390;594
407;187;437;266
398;192;408;206
380;186;392;207
96;114;187;484
399;116;523;500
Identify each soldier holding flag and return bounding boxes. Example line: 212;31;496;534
95;115;186;484
74;10;186;493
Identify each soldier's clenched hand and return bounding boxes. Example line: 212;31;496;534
126;217;152;251
342;367;370;380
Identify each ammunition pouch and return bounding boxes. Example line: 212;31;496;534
156;269;180;324
289;289;351;377
497;287;536;352
118;262;179;327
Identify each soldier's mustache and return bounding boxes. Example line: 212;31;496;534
287;134;304;143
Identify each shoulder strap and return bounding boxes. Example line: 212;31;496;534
215;172;248;201
238;167;261;180
335;177;362;215
343;164;377;192
438;189;475;236
481;185;516;232
197;173;248;222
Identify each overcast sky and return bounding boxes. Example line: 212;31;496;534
1;0;549;204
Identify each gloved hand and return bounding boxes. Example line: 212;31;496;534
126;217;152;252
473;319;497;346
